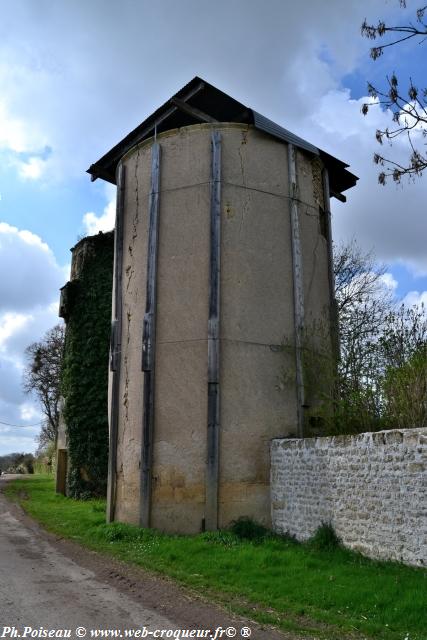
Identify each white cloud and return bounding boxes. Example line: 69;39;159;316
0;313;31;350
0;0;388;182
0;102;31;153
0;222;64;313
83;197;116;235
401;291;427;309
0;222;65;454
20;403;42;422
0;430;40;455
286;88;427;276
19;156;47;180
0;222;50;251
379;272;398;295
0;98;49;181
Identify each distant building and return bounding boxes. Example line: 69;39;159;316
88;77;357;533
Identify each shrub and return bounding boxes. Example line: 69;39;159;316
308;523;341;551
229;517;270;542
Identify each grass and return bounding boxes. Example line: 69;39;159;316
5;476;427;640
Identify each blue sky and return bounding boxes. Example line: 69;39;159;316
0;0;426;454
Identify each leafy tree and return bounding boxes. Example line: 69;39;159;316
380;305;427;428
361;1;427;183
23;324;65;446
33;441;56;474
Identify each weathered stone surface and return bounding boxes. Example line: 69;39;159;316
271;428;427;567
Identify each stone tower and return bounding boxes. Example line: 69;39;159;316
88;77;357;533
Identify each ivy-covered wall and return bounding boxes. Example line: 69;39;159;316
60;231;114;498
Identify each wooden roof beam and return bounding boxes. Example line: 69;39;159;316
170;98;219;124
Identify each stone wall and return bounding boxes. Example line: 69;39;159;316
271;429;427;566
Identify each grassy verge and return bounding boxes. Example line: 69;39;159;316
5;476;427;640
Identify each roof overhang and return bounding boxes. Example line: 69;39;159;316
87;76;358;200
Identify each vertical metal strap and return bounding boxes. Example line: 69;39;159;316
140;142;161;528
322;168;340;364
288;144;305;438
206;130;222;531
107;163;126;523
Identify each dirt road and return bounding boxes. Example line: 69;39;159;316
0;478;297;640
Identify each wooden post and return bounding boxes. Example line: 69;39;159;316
206;130;222;531
140;142;161;528
106;163;126;523
322;167;340;365
287;144;305;438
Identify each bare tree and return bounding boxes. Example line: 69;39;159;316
361;2;427;183
334;240;393;361
23;324;65;445
329;241;427;431
299;241;427;433
330;241;395;429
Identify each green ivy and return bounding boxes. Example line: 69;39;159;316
61;232;114;498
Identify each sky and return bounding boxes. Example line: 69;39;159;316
0;0;426;455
